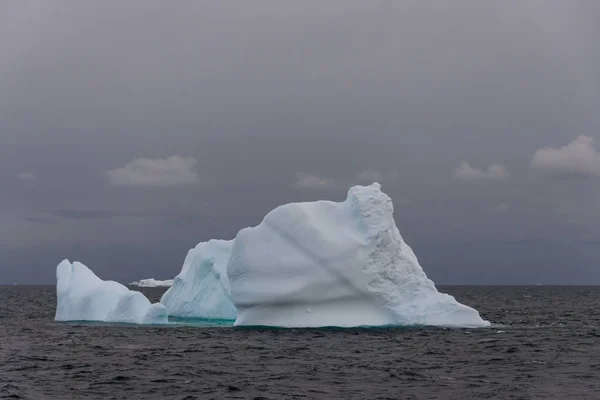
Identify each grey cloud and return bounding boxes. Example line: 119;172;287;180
530;135;600;179
17;171;34;180
292;174;336;190
490;202;511;214
356;170;383;184
19;215;54;224
43;210;144;220
107;156;198;187
454;162;510;181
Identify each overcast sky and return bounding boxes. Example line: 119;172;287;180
1;1;599;284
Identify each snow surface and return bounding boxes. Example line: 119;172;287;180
132;278;174;287
227;183;490;328
55;259;168;324
160;240;236;320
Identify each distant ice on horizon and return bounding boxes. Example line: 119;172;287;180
130;278;174;288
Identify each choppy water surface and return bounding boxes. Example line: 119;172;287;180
1;286;599;399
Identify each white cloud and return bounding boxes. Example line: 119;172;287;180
292;173;335;190
107;156;198;187
530;135;600;178
454;161;509;181
17;171;34;180
356;170;383;184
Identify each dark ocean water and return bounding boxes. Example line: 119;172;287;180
1;285;599;399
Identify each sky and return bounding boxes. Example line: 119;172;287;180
1;1;599;284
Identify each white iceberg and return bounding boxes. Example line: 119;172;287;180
55;259;168;324
164;183;489;328
132;278;174;287
161;240;236;320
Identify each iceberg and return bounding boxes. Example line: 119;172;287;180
132;278;174;287
160;240;236;320
55;259;168;324
164;183;489;328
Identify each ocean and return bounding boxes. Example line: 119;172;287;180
1;285;599;399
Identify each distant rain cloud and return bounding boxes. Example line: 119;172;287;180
454;162;510;181
107;156;198;187
530;135;600;178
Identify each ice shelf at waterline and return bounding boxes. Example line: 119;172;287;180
55;260;168;324
161;183;490;328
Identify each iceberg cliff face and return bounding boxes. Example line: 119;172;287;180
160;240;236;320
226;183;489;328
55;260;168;324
